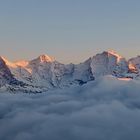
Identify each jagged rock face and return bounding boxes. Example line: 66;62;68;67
0;51;139;93
128;56;140;79
129;56;140;72
128;63;138;74
30;54;55;64
8;56;94;89
90;51;129;78
0;57;20;87
24;60;94;88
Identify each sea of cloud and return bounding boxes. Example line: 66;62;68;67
0;76;140;140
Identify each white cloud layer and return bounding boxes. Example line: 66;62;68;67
0;76;140;140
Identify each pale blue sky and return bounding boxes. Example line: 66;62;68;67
0;0;140;63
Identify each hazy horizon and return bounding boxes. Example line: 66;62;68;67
1;48;140;64
0;0;140;63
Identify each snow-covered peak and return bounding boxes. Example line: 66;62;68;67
0;56;17;68
0;56;6;64
129;56;140;65
0;56;9;63
0;50;139;93
38;54;55;62
15;60;29;67
128;56;140;73
31;54;55;64
105;50;124;63
90;51;128;78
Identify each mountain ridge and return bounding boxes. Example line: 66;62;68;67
0;50;139;93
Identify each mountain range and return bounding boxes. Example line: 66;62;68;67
0;50;139;93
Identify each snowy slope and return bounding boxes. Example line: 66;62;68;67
0;51;139;93
128;56;140;79
0;57;16;86
90;51;129;78
129;56;140;71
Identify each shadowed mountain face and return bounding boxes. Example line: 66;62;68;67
0;51;139;93
0;57;16;87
